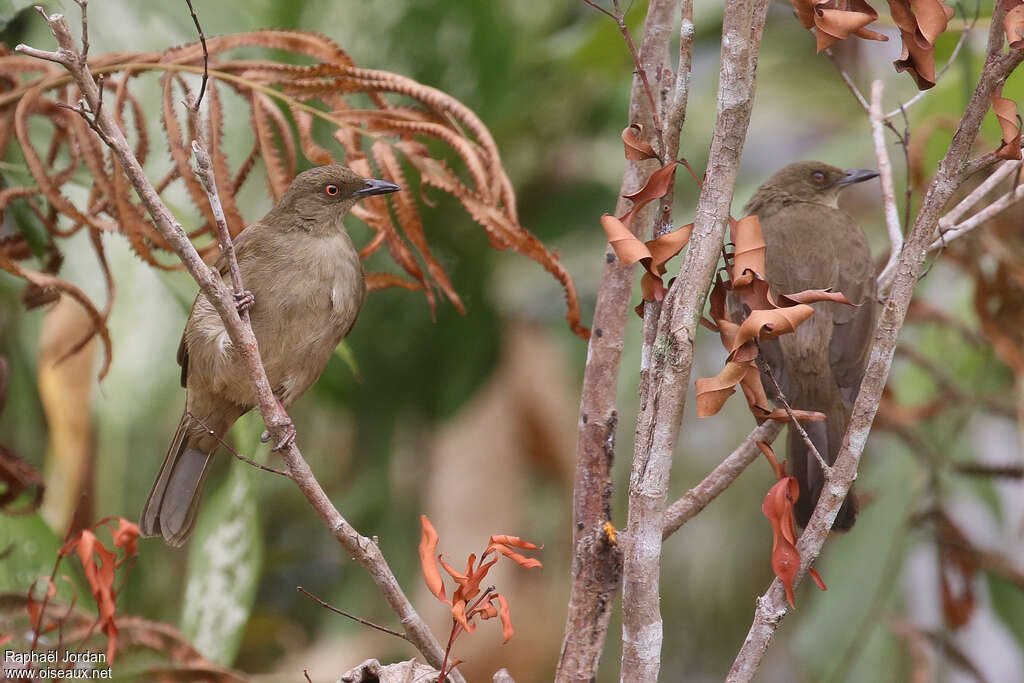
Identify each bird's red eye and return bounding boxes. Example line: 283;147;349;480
812;171;826;183
325;184;340;197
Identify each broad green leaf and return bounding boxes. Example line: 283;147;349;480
179;412;264;666
0;511;83;602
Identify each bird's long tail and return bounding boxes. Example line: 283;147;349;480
140;413;217;547
789;417;858;531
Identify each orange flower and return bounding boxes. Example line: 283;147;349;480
418;515;542;679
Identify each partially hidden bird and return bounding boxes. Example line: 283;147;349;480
743;161;878;531
140;164;400;546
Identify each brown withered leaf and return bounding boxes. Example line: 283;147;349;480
793;0;888;52
731;305;817;351
991;88;1023;160
737;364;775;414
758;441;787;480
888;0;955;90
757;407;828;423
1005;1;1024;49
602;215;691;311
695;361;747;417
601;214;653;267
648;224;693;276
730;215;767;287
623;161;679;205
763;476;802;608
618;161;680;230
61;530;120;662
622;123;659;161
365;272;423;292
777;288;857;307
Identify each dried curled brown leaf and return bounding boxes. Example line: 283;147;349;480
991;88;1023;160
1005;0;1024;49
792;0;888;52
888;0;955;90
621;123;658;161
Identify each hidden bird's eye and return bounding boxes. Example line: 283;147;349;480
325;184;340;197
811;171;826;183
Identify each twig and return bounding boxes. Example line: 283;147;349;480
756;356;828;475
582;0;666;160
661;420;783;539
186;103;253;318
928;169;1024;250
297;586;409;641
823;47;869;113
72;0;88;62
620;2;771;680
725;6;1024;679
185;412;290;477
15;7;461;680
303;670;312;683
872;81;905;295
182;0;208;110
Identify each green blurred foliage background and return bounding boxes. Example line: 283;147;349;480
1;1;1022;681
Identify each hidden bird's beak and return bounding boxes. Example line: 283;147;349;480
836;169;879;187
353;178;401;198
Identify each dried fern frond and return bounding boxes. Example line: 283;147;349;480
0;30;588;378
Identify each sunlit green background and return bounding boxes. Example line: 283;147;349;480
1;1;1022;681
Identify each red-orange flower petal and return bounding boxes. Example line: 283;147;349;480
419;515;447;603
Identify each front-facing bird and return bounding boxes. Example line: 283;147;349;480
140;164;400;546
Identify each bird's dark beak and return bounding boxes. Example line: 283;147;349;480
836;169;879;187
353;178;401;199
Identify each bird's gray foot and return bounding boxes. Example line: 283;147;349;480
234;290;254;314
261;421;296;451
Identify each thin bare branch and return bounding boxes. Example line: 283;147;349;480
756;356;828;474
823;47;869;113
297;586;409;641
873;81;905;295
183;0;209;109
929;172;1024;250
185;412;290;478
662;420;783;539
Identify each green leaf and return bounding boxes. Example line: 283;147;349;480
0;512;83;603
987;573;1024;649
333;339;363;382
179;412;265;666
